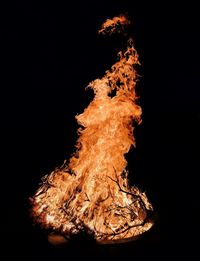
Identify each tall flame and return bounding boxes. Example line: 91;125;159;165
31;15;154;244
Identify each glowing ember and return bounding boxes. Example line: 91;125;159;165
31;15;154;244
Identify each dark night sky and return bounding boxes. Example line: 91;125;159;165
2;1;200;260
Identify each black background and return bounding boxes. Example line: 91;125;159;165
2;1;200;260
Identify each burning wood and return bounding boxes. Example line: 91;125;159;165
31;15;154;244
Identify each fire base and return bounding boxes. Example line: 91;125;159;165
31;169;154;245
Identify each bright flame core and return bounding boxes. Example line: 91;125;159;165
31;16;154;244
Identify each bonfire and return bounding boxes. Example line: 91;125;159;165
31;15;154;244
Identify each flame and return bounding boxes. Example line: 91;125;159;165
98;15;130;35
31;16;154;244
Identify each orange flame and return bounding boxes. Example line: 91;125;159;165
98;15;130;35
31;16;154;244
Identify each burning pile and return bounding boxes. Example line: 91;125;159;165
31;15;154;244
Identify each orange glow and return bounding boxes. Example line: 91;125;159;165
31;15;154;244
98;15;130;35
